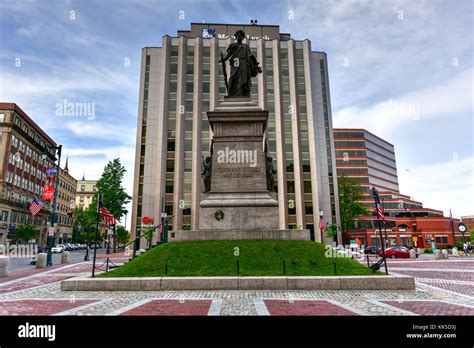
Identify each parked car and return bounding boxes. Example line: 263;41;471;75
378;246;418;259
51;244;64;253
364;246;379;255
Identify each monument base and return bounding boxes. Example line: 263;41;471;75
168;229;311;242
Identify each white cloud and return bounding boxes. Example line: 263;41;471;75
398;157;474;217
333;67;473;137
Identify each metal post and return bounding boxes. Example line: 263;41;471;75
84;227;91;261
112;223;116;253
106;230;111;255
106;258;109;272
366;254;370;268
237;259;239;275
47;145;62;267
92;193;102;278
283;260;286;275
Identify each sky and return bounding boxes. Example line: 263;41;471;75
0;0;473;228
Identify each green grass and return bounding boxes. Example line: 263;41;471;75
99;240;379;277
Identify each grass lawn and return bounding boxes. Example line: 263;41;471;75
99;240;378;277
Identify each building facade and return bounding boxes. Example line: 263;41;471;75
75;177;97;209
55;159;77;243
334;128;464;248
0;103;57;246
131;23;340;244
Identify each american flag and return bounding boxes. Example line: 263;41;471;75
29;197;44;217
373;190;386;221
159;223;164;237
99;205;116;225
319;215;327;233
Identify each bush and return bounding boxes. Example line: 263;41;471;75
423;248;433;254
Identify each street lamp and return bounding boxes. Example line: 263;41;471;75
43;145;62;267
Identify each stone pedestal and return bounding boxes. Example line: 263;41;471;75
0;256;9;277
199;98;279;230
61;251;70;264
36;253;47;268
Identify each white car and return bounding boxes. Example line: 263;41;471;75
51;245;64;253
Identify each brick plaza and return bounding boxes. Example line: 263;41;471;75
0;258;473;316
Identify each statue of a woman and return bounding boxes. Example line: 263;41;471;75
219;30;262;98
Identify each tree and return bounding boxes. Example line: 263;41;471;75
470;227;474;243
115;225;130;247
96;158;131;252
96;158;131;220
72;205;97;243
15;224;38;243
338;176;370;234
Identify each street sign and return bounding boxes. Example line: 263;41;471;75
161;212;167;218
9;223;16;229
48;227;55;236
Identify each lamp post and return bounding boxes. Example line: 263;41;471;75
43;145;62;267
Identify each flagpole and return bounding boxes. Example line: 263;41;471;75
92;192;102;278
450;209;456;247
371;187;388;275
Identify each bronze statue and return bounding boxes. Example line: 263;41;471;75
266;156;277;192
219;30;262;98
201;155;212;192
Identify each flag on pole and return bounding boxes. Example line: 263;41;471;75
29;197;44;217
319;215;327;233
373;190;386;221
99;205;116;225
159;223;164;237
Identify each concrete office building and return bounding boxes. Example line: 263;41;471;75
131;23;340;244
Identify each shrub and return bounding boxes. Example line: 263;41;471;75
423;248;433;254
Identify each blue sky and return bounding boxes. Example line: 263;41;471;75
0;0;473;225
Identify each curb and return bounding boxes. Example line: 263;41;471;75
61;274;415;291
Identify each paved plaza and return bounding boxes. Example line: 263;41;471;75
0;256;473;316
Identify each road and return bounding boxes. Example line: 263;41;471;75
7;248;107;272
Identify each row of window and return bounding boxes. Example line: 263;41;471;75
4;171;44;195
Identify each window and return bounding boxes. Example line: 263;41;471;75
202;82;210;93
165;181;174;193
92;185;96;192
304;181;312;193
0;113;4;122
287;181;295;194
186;64;194;75
186;82;193;93
170;45;178;56
81;185;85;191
1;211;8;221
166;160;175;172
170;63;178;74
167;139;175;151
203;63;210;75
169;82;177;93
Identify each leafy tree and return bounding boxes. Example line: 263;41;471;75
95;158;131;252
15;224;38;243
72;205;97;243
115;225;130;247
470;227;474;243
338;176;370;233
96;158;131;220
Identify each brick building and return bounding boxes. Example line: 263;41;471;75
334;128;464;248
0;103;57;246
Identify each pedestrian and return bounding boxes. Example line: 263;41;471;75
468;241;472;256
463;242;468;257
